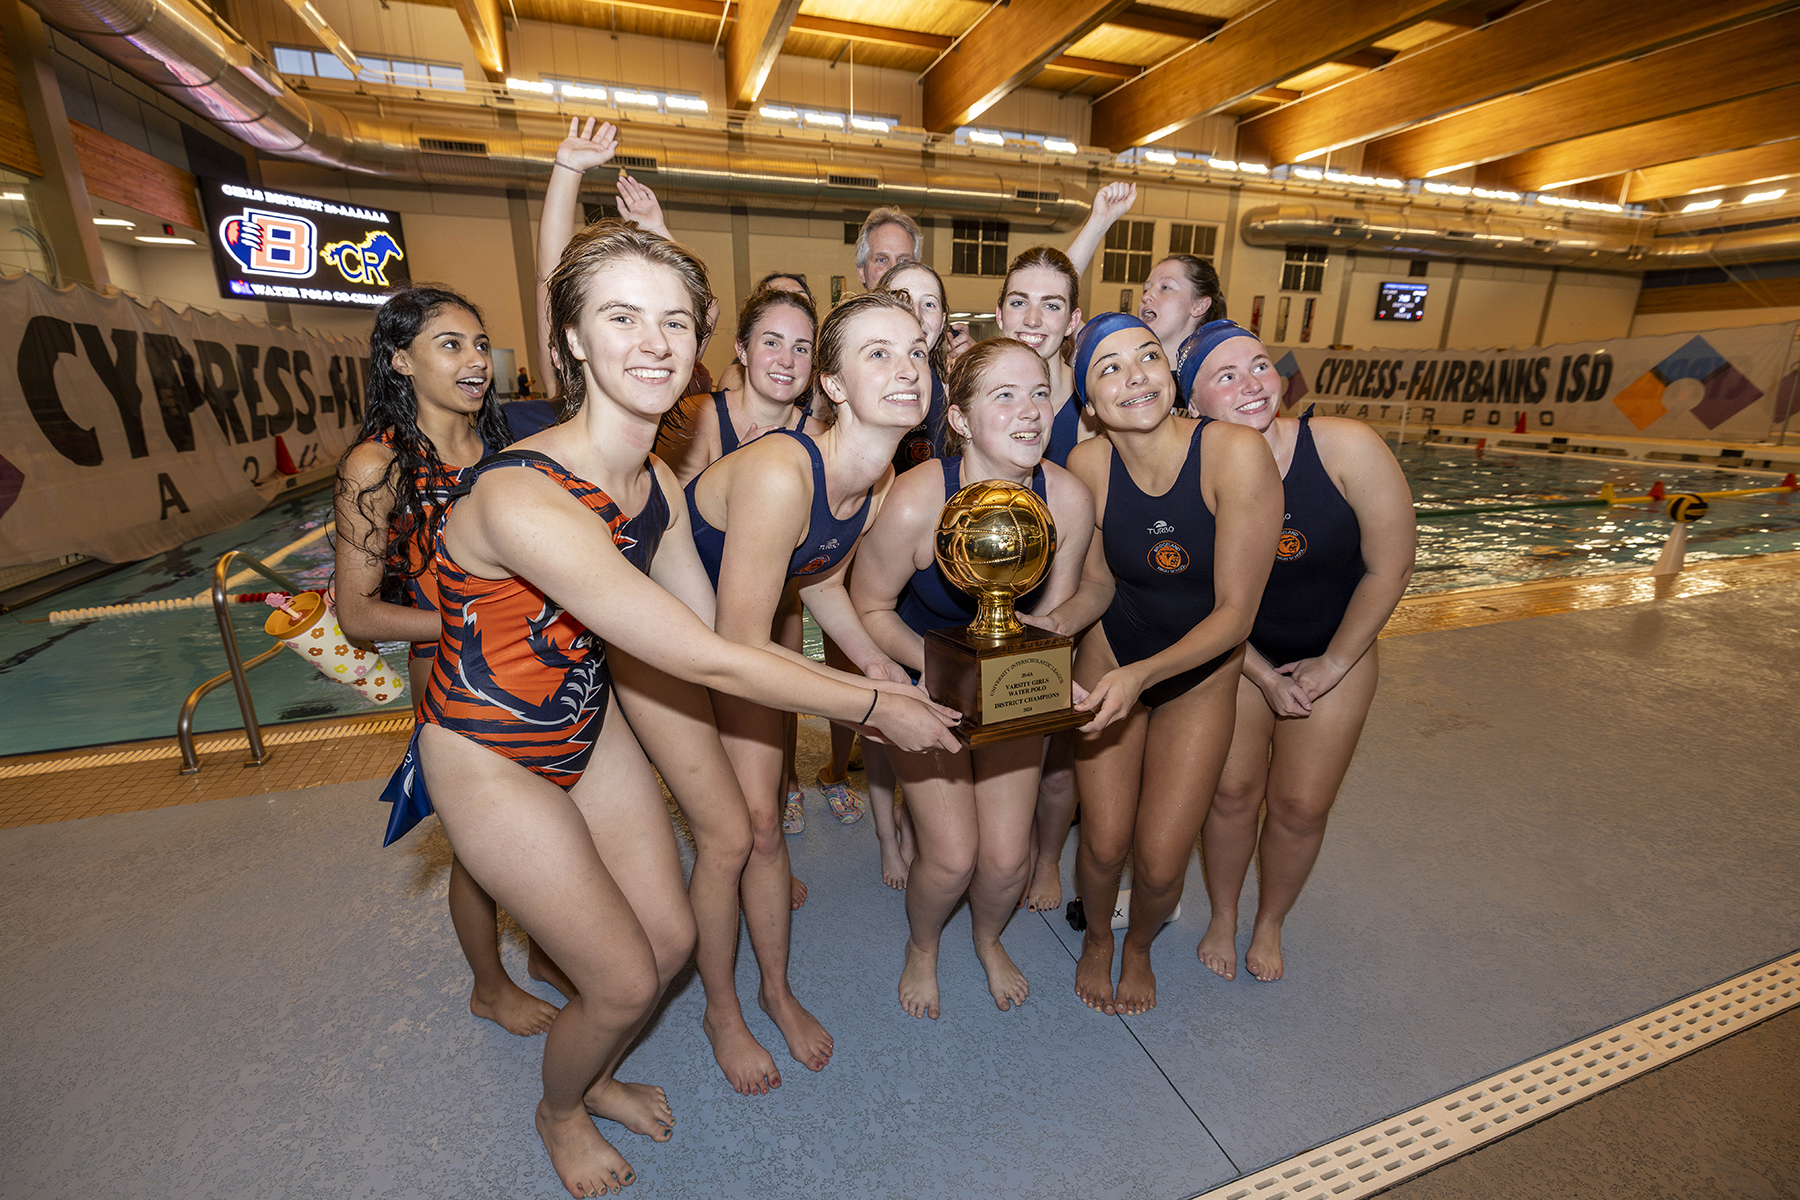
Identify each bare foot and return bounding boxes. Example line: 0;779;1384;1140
757;987;834;1071
1196;914;1238;981
1246;922;1284;982
790;875;808;911
1022;857;1063;913
973;938;1028;1011
1074;934;1116;1014
529;941;580;999
1115;944;1157;1015
898;939;941;1019
535;1100;634;1197
877;834;911;891
702;1008;781;1096
584;1078;674;1142
469;981;559;1036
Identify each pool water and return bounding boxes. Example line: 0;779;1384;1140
4;448;1797;755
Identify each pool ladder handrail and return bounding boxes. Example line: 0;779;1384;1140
176;550;299;775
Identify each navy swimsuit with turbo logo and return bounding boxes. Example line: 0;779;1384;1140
1249;411;1365;667
1099;418;1232;708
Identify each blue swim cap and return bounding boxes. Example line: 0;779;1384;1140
1071;311;1154;405
1175;319;1261;403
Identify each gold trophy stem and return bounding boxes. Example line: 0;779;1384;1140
971;589;1025;640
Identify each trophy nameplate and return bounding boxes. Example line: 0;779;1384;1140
922;480;1088;747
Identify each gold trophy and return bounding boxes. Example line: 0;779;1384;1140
923;480;1087;746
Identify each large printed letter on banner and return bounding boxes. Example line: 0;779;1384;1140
1269;323;1798;439
0;274;367;566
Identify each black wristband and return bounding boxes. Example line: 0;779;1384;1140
861;690;879;724
553;161;582;175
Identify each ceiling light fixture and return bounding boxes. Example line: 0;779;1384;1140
1424;162;1475;178
504;77;553;94
1143;149;1177;165
2;191;27;201
1742;189;1787;204
968;129;1004;146
94;217;136;227
137;235;196;244
560;83;607;101
759;105;799;121
1681;198;1723;213
1043;137;1078;154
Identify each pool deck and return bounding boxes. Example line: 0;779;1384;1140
2;554;1797;1199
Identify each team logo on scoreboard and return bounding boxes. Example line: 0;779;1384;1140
218;208;318;277
322;231;406;287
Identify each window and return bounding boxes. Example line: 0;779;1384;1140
1169;223;1217;260
1409;259;1430;278
274;44;464;92
1102;220;1154;283
1281;244;1326;292
952;219;1009;276
844;222;860;246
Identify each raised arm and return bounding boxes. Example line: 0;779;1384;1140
536;118;619;387
1064;182;1137;280
458;467;960;751
332;443;441;643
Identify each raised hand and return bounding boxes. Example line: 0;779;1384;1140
616;171;671;239
945;322;975;368
554;117;618;175
1091;181;1137;226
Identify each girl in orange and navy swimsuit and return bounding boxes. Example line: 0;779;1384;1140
335;286;562;1041
400;217;958;1197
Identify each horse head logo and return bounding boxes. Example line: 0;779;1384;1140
321;231;405;287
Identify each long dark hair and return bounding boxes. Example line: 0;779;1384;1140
344;286;510;604
1162;253;1228;323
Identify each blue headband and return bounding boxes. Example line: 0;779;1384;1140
1071;311;1155;405
1175;319;1260;403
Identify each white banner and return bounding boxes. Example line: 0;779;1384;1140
1270;322;1800;439
0;273;369;567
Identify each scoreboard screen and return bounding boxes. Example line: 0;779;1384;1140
1375;281;1428;321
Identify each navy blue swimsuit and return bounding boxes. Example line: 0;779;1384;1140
686;428;872;589
712;389;811;456
896;457;1050;638
1250;413;1365;666
1045;393;1082;468
892;368;948;474
1099;419;1232;708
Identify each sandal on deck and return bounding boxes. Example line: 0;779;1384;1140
782;791;805;835
820;778;865;824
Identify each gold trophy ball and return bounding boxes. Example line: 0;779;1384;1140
935;480;1056;640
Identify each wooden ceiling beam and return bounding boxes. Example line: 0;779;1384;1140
1626;140;1800;202
448;0;508;80
725;0;802;107
921;0;1134;132
1484;85;1800;192
1104;4;1224;40
1237;0;1800;168
787;15;950;51
1090;0;1462;151
1047;54;1139;78
1365;12;1800;180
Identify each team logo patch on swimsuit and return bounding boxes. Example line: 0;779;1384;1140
797;555;833;575
1147;519;1176;536
1148;540;1188;574
1276;529;1307;561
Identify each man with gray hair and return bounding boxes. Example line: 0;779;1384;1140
855;206;922;292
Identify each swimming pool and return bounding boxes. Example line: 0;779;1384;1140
4;446;1797;755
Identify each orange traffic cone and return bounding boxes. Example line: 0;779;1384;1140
1649;480;1666;500
274;435;299;476
1513;413;1527;434
1781;472;1797;489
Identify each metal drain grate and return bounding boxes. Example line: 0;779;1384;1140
1191;951;1800;1200
0;716;414;779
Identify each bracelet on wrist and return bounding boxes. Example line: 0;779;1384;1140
860;690;879;725
553;160;582;175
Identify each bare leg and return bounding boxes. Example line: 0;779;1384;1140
609;651;778;1096
888;745;977;1019
968;738;1042;1011
863;743;911;889
821;633;858;786
1247;648;1379;981
1197;675;1275;981
419;710;687;1197
1115;650;1246;1016
421;648;561;1034
1023;731;1078;912
713;690;834;1071
450;855;560;1034
1070;626;1141;1015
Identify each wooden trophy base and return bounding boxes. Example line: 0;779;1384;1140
923;625;1088;747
